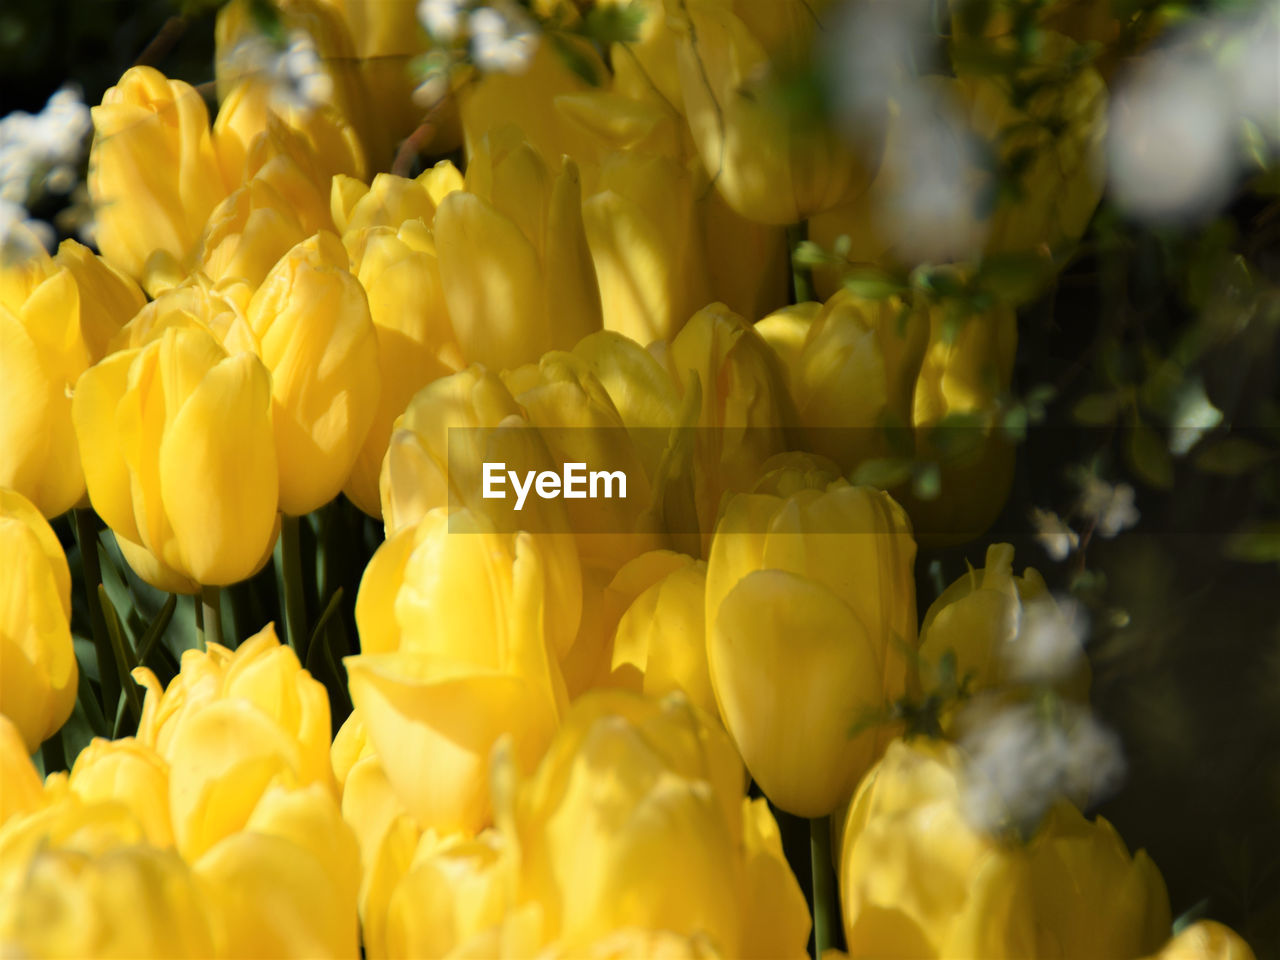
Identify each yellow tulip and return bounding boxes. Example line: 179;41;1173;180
195;787;361;958
434;129;603;370
330;162;463;236
656;303;794;556
705;481;917;817
0;488;77;753
342;220;463;518
668;0;883;225
0;844;218;959
378;364;557;537
502;351;661;572
918;543;1090;701
88;66;235;291
196;177;311;287
839;738;1170;959
67;737;173;848
584;151;711;344
246;231;380;515
0;715;45;827
509;690;810;957
0;242;144;518
1143;921;1258;960
610;553;716;717
347;508;573;835
72;324;278;590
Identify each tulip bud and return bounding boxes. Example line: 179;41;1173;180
347;508;573;835
0;488;77;753
0;243;144;518
705;481;917;817
0;715;45;828
342;221;463;517
88;66;235;291
435;129;603;371
584;152;712;344
839;738;1170;959
1143;921;1258;960
247;231;380;515
510;690;810;957
668;0;883;225
67;737;173;848
0;845;219;959
73;324;278;590
197;177;311;287
331;163;463;235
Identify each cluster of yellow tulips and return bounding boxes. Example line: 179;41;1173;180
0;0;1262;957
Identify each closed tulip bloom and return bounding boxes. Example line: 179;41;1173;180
67;738;174;848
247;231;380;515
610;554;717;717
88;66;235;291
0;844;219;959
669;0;884;225
0;242;144;518
510;690;810;957
918;543;1090;701
1143;921;1258;960
197;177;311;287
839;738;1170;959
0;488;77;753
435;129;603;371
72;324;277;590
347;508;574;835
331;163;463;235
584;152;711;344
343;221;463;517
0;716;45;827
705;481;917;817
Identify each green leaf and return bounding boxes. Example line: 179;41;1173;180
547;32;603;87
582;2;647;45
1194;437;1275;475
974;252;1055;302
1073;392;1122;426
98;585;142;735
792;240;832;268
842;266;906;300
926;410;989;460
851;457;914;490
1223;523;1280;564
1127;416;1175;489
135;595;178;672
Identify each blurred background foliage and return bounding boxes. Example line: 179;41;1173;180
3;0;1278;956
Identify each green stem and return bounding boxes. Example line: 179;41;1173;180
201;586;223;649
73;509;118;716
810;815;836;957
787;221;815;304
40;730;66;775
278;514;308;658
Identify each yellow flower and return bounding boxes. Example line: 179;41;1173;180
347;508;573;835
584;152;711;344
1143;921;1258;960
194;780;361;959
918;543;1090;701
839;738;1170;959
0;488;77;753
609;553;717;717
196;177;311;287
72;323;278;590
88;66;235;291
434;128;603;371
342;220;463;518
330;162;463;236
67;737;173;848
246;231;380;515
0;844;218;959
0;241;144;518
656;303;794;556
131;623;335;858
0;715;45;827
668;0;883;224
705;481;917;817
509;690;810;957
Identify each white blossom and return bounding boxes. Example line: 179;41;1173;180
0;84;91;207
1030;508;1079;562
959;698;1125;837
1078;475;1140;538
223;29;334;113
0;199;54;261
470;1;539;75
1004;595;1087;685
418;0;468;43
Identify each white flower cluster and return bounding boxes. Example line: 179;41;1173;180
959;698;1125;838
223;28;334;113
0;85;92;256
1031;474;1140;562
1004;595;1088;686
416;0;540;74
1108;0;1280;223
